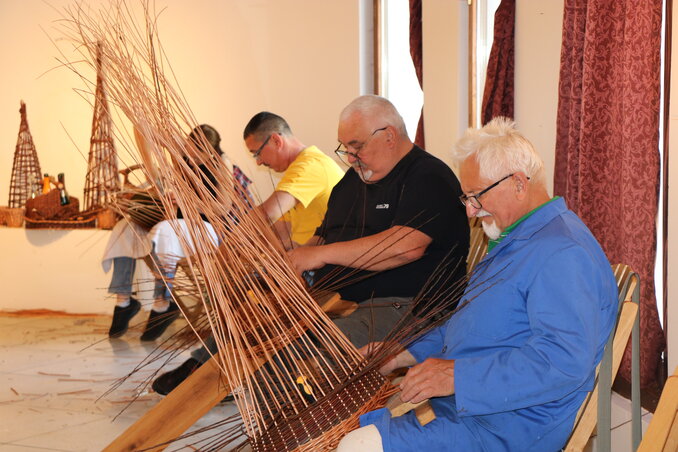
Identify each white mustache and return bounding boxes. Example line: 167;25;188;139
353;162;373;182
476;209;492;217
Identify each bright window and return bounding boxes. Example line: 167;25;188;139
378;0;423;141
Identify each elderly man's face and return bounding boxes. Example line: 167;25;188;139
459;157;521;239
337;116;389;183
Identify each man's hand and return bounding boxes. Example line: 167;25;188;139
399;358;455;404
287;246;326;275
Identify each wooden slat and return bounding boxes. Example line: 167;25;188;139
467;227;488;273
564;301;638;452
385;377;435;427
103;358;228;452
637;367;678;452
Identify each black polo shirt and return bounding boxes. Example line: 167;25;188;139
313;146;469;302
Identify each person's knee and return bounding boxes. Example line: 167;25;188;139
332;316;370;349
337;424;384;452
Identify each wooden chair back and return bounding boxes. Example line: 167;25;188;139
467;226;489;273
564;263;639;452
637;366;678;452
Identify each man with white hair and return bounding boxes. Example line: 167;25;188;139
338;117;617;452
289;95;469;348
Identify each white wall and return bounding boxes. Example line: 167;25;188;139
0;229;112;314
421;0;563;189
515;0;564;194
422;0;468;170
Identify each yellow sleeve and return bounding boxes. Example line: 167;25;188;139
275;149;332;208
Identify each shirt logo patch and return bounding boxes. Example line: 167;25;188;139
375;203;390;209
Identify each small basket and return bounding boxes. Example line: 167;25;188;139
5;207;25;227
96;208;119;230
25;190;80;221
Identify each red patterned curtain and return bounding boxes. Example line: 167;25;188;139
555;0;664;388
409;0;424;148
481;0;515;125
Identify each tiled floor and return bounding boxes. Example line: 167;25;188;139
0;312;239;451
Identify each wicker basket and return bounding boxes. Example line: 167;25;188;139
0;207;25;227
96;208;119;230
250;370;397;452
6;207;25;227
25;189;80;221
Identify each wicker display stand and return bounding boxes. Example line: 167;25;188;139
82;44;121;227
8;101;42;209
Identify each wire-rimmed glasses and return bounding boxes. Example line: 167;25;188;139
334;126;387;166
459;173;515;209
251;135;271;159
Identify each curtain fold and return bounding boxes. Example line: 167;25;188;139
481;0;515;125
554;0;664;388
409;0;424;148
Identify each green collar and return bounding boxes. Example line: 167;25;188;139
486;196;561;252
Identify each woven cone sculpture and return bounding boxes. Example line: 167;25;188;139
83;43;120;213
8;101;42;209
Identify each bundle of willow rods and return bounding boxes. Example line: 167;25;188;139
53;2;491;450
53;2;395;450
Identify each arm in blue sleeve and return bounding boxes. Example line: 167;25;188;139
407;324;446;363
454;247;609;416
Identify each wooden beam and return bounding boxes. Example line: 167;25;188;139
103;358;229;452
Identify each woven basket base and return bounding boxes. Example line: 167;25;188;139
251;370;398;452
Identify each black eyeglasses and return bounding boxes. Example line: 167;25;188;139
251;135;271;159
334;126;387;166
459;173;516;209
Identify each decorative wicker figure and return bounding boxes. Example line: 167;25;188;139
83;44;120;213
8;101;42;208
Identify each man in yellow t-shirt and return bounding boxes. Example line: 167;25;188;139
244;111;344;248
152;112;344;396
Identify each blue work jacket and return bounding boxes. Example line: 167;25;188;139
361;198;617;452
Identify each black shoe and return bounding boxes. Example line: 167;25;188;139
140;302;180;341
152;357;202;395
108;298;141;338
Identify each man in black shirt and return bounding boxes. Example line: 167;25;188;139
289;95;469;347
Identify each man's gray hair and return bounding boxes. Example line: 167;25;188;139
340;95;408;136
453;117;546;185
